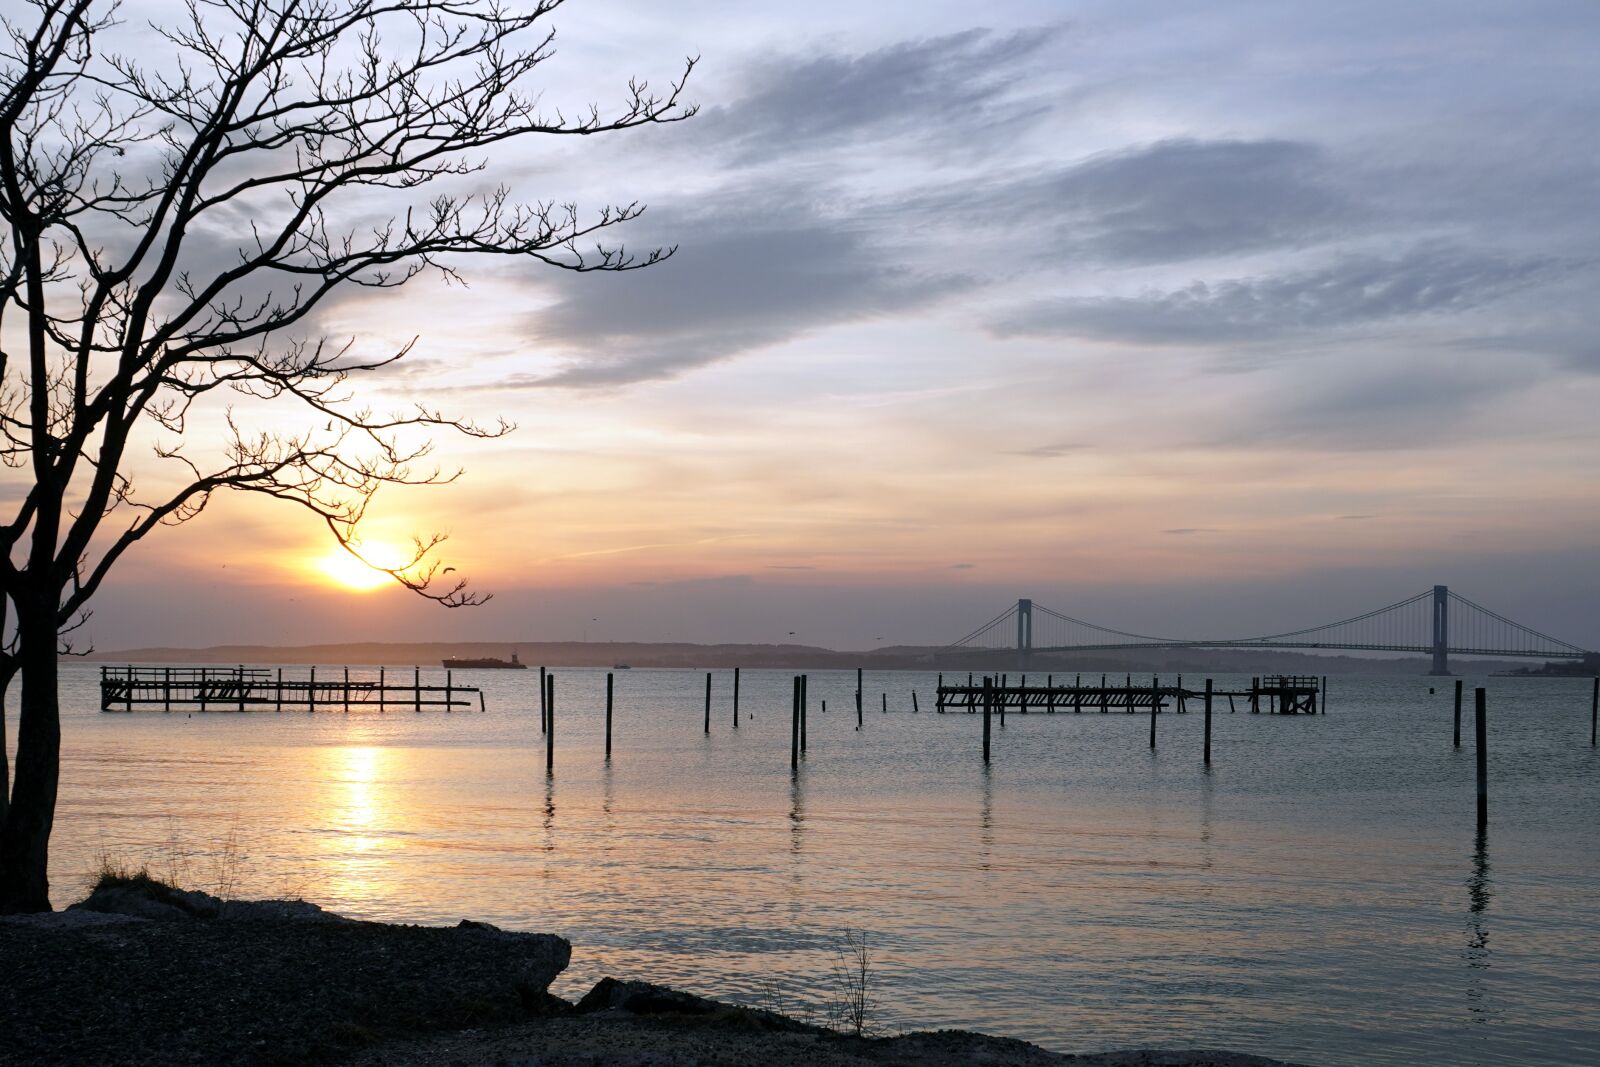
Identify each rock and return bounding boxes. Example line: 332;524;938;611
71;882;344;924
575;977;726;1017
571;977;815;1033
453;919;572;998
70;882;219;920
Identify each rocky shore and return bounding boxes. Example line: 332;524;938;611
0;881;1312;1067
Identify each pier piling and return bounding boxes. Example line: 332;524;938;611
1149;677;1157;749
733;667;741;728
546;674;555;773
801;674;809;753
1204;678;1213;765
704;672;711;735
1454;679;1463;747
606;672;614;760
1475;687;1488;828
982;677;992;763
791;676;800;769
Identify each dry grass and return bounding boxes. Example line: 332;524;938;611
83;822;254;901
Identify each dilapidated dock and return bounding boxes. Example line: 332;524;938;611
99;665;484;713
935;674;1324;715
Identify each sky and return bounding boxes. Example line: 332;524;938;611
32;0;1600;651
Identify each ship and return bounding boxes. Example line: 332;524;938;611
441;650;527;670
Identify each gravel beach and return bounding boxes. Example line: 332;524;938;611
0;884;1313;1067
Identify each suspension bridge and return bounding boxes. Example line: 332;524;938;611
943;586;1592;675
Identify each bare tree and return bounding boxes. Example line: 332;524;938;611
0;0;694;912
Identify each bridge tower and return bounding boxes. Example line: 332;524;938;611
1431;584;1451;676
1017;598;1033;666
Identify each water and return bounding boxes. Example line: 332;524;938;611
32;665;1600;1066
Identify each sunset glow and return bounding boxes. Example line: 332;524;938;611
314;543;412;593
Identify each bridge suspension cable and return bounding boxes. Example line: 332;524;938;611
940;586;1590;661
1446;590;1590;657
1203;589;1434;648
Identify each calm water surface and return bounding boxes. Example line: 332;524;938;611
31;665;1600;1065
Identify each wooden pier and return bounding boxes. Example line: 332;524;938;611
99;665;484;713
935;674;1323;715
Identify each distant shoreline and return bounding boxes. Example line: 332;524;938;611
75;639;1527;675
81;639;1555;676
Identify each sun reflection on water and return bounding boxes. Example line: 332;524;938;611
313;745;403;907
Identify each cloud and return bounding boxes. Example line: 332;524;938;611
991;246;1562;344
1045;138;1356;264
905;137;1357;267
693;28;1059;166
521;201;973;387
1007;441;1085;458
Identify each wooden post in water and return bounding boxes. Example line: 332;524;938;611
344;667;351;713
164;667;172;713
791;676;800;769
856;667;864;725
275;667;282;713
444;669;452;712
1100;673;1108;714
239;665;246;712
546;673;555;772
412;665;420;714
1475;687;1487;829
539;665;547;734
1320;675;1327;714
1046;675;1054;713
309;666;317;713
1203;678;1213;766
733;667;740;728
982;677;992;763
912;690;920;713
606;672;614;759
881;691;886;715
1592;677;1598;747
998;681;1006;727
1149;676;1158;749
1453;679;1463;748
704;672;711;735
1250;677;1260;714
801;674;809;753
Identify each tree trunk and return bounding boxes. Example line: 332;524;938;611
0;687;9;828
0;607;60;913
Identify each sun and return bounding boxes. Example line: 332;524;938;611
314;542;411;592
